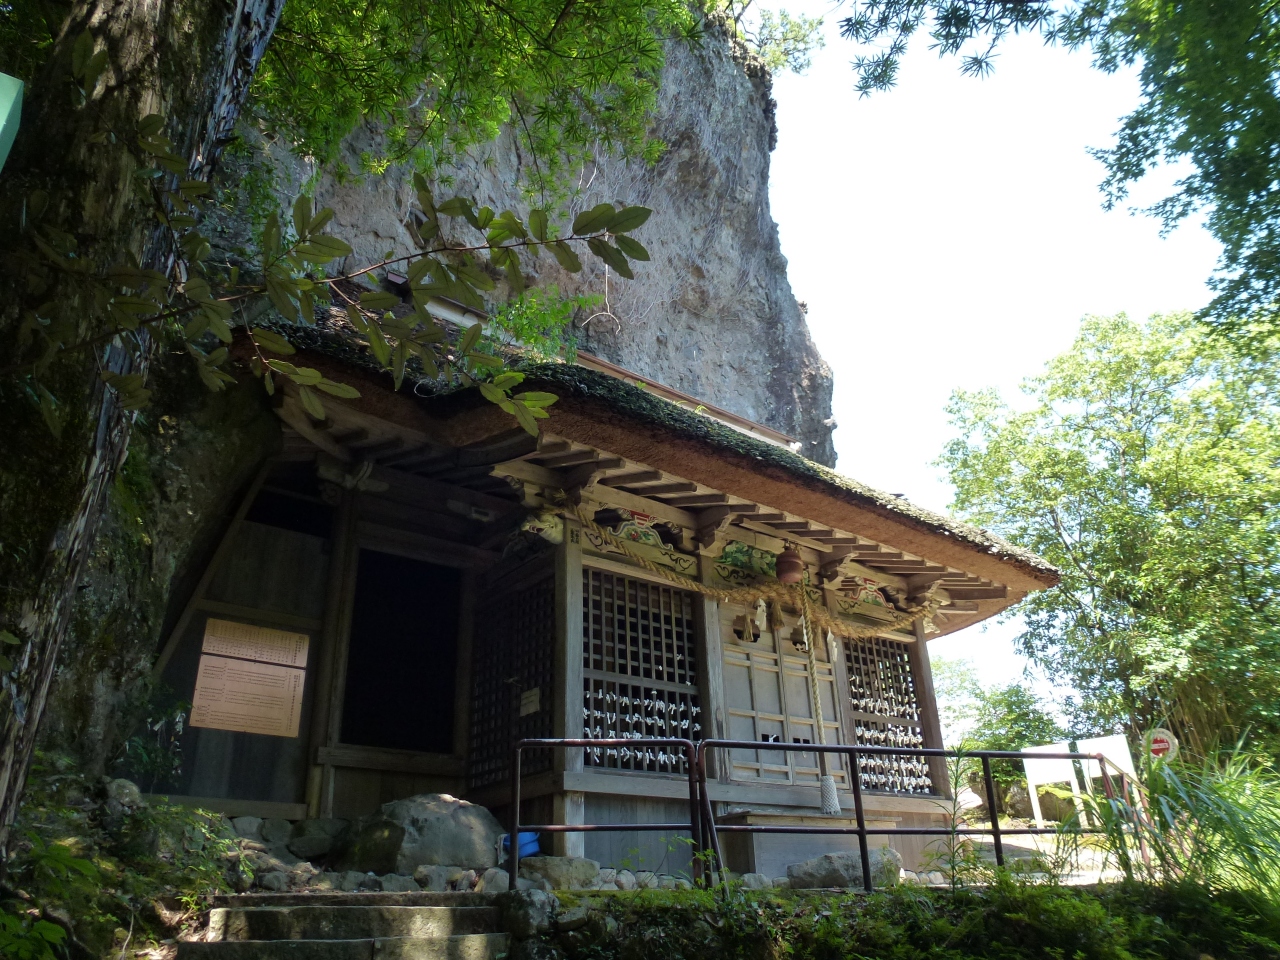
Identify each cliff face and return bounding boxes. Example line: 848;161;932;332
37;23;837;774
261;24;837;465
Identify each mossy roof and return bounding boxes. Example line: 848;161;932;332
275;318;1059;583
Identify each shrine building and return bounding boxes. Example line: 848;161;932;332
151;319;1058;877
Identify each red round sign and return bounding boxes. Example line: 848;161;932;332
1146;727;1179;760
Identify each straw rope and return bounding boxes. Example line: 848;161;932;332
564;500;944;640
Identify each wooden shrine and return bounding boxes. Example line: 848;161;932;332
148;334;1058;876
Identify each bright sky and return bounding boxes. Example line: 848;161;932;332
766;7;1223;696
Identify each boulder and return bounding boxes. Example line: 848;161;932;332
231;816;263;840
256;871;289;892
517;856;600;890
413;864;454;892
479;867;510;892
261;818;294;843
740;873;770;890
380;874;419;892
496;889;557;939
614;869;637;891
331;794;503;874
785;847;902;889
106;779;143;808
287;834;333;860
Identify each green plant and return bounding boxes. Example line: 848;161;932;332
1088;747;1280;901
0;909;65;960
118;694;189;793
484;288;597;362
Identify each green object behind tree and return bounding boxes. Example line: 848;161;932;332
0;73;22;174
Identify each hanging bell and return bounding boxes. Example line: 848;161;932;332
776;545;804;583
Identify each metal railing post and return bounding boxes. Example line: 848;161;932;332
508;744;522;883
980;755;1004;867
849;746;872;892
686;742;704;887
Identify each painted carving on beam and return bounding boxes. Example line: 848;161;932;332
583;508;696;575
502;509;564;559
709;539;777;587
834;576;896;621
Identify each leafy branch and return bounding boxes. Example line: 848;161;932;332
9;92;655;437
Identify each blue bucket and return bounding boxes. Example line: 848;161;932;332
501;832;541;857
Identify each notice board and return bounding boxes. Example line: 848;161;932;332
190;619;309;738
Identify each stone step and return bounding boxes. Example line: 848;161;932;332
178;934;508;960
209;893;496;910
210;907;498;942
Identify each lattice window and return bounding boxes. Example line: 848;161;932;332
582;568;701;773
843;635;932;795
469;573;556;788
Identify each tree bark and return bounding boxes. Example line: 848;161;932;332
0;0;283;854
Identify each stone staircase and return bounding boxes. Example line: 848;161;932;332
178;892;509;960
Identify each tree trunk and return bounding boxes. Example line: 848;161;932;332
0;0;282;854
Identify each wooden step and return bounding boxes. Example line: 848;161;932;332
178;934;509;960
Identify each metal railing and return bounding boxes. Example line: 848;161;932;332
507;737;1138;892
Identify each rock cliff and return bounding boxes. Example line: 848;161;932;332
237;22;836;464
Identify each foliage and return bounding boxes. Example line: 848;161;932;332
484;287;598;363
8;86;656;436
545;881;1280;959
1088;749;1280;901
117;693;189;794
835;0;1280;331
718;0;826;73
930;657;982;746
252;0;699;185
939;312;1280;755
4;753;240;957
968;684;1067;785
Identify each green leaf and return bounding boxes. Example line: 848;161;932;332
458;322;483;355
529;209;549;242
438;196;475;220
344;305;370;335
512;402;539;436
587;236;634;278
138;114;165;137
615;235;650;261
314;379;361;398
515;391;558;408
359;291;400;312
475;206;495;229
609;205;652;233
572;203;617;236
265;275;298;320
549;241;583;273
71;30;94;77
251;328;296;355
367;323;392;367
263;212;282;258
298;385;326;419
407;257;435;286
204;306;232;343
180;179;211;197
293;195;312;238
505;260;526;295
0;630;20;646
296;235;353;262
478;382;507;404
37;384;62;439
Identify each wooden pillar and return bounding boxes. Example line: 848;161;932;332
315;492;361;817
552;517;584;855
695;549;726;781
910;619;950;798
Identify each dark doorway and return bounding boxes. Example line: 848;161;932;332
341;549;461;753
